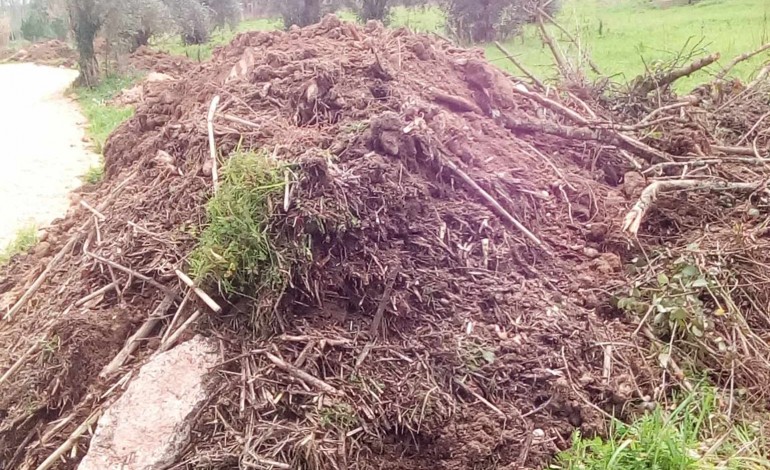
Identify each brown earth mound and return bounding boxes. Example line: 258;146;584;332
1;15;769;470
6;39;76;68
127;46;196;77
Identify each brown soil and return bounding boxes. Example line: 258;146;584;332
126;46;196;77
1;15;769;470
5;40;77;68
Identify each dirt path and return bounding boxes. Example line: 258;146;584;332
0;63;99;249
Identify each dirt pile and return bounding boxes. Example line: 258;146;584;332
1;14;769;470
126;46;196;77
6;40;76;68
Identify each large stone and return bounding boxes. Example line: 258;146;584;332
78;336;219;470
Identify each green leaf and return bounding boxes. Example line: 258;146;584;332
657;273;669;286
691;277;709;288
680;265;699;279
481;350;495;364
670;307;688;322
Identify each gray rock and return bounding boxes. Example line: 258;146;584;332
78;336;219;470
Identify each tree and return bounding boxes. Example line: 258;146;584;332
350;0;391;22
278;0;321;28
68;0;105;86
444;0;560;44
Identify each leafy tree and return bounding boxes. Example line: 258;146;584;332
350;0;391;22
278;0;321;28
444;0;560;44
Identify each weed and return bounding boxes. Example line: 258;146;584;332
188;150;288;296
82;158;105;184
318;403;358;431
554;384;770;469
0;224;38;265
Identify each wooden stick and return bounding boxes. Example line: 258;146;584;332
79;200;106;221
712;145;764;157
439;153;544;248
493;41;545;90
369;267;400;337
220;113;260;129
633;53;721;95
175;270;222;313
536;13;570;79
508;85;589;125
208;95;221;192
265;351;342;395
73;282;117;307
159;309;203;353
161;290;192;345
99;290;177;377
34;409;102;470
85;250;167;292
453;378;506;419
716;43;770;81
428;87;482;114
623;179;763;234
0;340;41;386
538;8;602;76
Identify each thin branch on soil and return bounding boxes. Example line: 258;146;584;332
493;42;545;90
208;95;221;192
508;85;589;125
100;290;178;377
264;351;342;396
536;13;571;79
79;200;106;221
0;339;41;386
633;53;720;95
453;378;506;419
175;269;223;313
712;145;766;157
220;113;261;129
85;249;168;292
73;281;118;307
161;290;192;345
428;87;482;114
537;7;602;76
438;152;545;248
33;409;103;470
160;309;203;353
369;266;400;337
623;179;766;234
716;43;770;81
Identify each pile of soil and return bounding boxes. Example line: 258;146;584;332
6;40;76;68
126;46;195;78
1;14;769;470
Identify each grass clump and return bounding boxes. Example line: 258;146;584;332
1;224;38;265
188;150;288;296
82;158;105;184
555;385;769;470
74;74;138;153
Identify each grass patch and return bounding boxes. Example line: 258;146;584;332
82;159;105;184
74;74;137;153
188;150;288;295
1;224;38;265
555;385;769;470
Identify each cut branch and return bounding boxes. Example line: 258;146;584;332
633;53;720;95
716;43;770;81
265;351;342;395
493;41;545;90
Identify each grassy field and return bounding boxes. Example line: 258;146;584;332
487;0;770;90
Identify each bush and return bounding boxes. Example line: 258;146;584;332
278;0;321;28
201;0;242;30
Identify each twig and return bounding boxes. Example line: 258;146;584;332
99;290;178;377
538;7;602;76
623;179;765;234
85;250;168;292
453;378;506;419
369;267;400;337
159;309;203;353
493;41;545;90
0;339;41;386
428;87;482;114
508;85;589;125
79;200;106;221
737;111;770;146
716;43;770;81
175;269;222;313
73;282;118;307
438;152;545;248
536;13;571;79
161;290;192;345
633;53;720;95
640;99;697;123
208;95;221;192
712;145;764;157
264;351;342;395
34;409;102;470
220;113;260;129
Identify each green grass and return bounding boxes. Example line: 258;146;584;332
487;0;770;91
1;224;38;265
555;385;770;470
74;74;138;183
188;150;288;295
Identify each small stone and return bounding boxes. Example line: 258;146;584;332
33;241;51;257
532;428;545;439
583;247;600;259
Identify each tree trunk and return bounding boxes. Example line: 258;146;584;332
69;0;101;87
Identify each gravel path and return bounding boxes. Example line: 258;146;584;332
0;63;99;249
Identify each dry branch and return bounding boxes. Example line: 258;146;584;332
265;351;342;395
0;340;41;386
537;7;602;76
34;409;102;470
536;14;570;79
493;42;545;90
623;179;764;234
716;43;770;81
73;282;118;307
160;309;203;353
428;87;482;114
100;290;177;377
369;266;400;337
85;250;168;292
175;269;222;313
208;95;221;192
633;53;720;95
